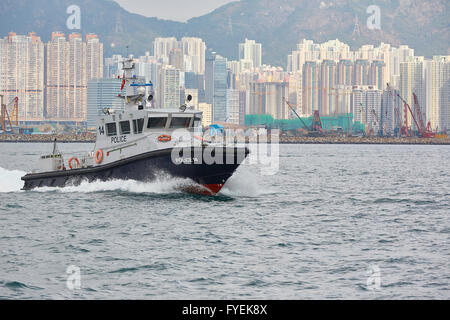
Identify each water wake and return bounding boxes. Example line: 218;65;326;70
0;167;26;193
0;166;264;198
35;176;197;195
221;167;265;198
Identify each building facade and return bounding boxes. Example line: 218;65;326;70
0;32;45;122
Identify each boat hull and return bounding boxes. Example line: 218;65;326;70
21;146;249;195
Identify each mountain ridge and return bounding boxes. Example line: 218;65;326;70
0;0;448;67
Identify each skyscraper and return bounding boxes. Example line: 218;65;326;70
400;56;425;129
158;65;180;109
46;32;103;122
425;56;450;131
181;37;206;74
169;47;184;71
66;33;86;121
319;60;337;116
87;78;125;128
205;53;228;122
353;59;370;86
248;81;289;119
369;60;386;90
153;37;178;64
337;60;353;86
0;32;45;122
86;34;103;80
227;89;240;124
352;85;382;133
45;32;67;120
238;39;262;70
301;61;320;116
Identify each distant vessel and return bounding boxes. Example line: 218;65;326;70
21;58;249;195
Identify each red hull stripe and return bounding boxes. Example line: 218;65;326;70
202;184;224;195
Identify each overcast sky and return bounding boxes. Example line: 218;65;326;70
114;0;238;22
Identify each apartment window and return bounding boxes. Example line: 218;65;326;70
133;118;145;134
106;123;117;136
119;121;131;135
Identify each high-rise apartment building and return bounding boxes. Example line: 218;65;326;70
353;59;370;86
85;34;103;80
425;56;450;131
0;32;45;122
248;81;289;119
181;37;206;74
226;89;240;124
400;56;425;129
352;85;382;133
46;32;103;122
238;39;262;70
301;61;320;116
369;60;386;90
46;32;67;120
198;102;212;127
320;60;337;116
153;37;178;64
158;65;180;109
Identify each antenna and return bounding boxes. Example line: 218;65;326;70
352;15;361;40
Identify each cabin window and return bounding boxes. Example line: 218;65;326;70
106;123;117;136
133;118;144;134
194;116;202;127
119;121;131;135
147;117;168;129
170;117;192;128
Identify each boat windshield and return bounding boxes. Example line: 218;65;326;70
169;117;192;128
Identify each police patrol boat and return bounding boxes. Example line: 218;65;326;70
21;58;249;195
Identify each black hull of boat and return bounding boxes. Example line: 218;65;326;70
21;146;249;195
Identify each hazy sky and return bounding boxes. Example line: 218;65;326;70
114;0;238;22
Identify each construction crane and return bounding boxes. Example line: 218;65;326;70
393;90;428;138
284;98;325;136
312;110;324;134
386;84;409;137
413;93;435;138
0;96;19;133
370;107;388;137
284;98;310;130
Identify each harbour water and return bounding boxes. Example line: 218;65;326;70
0;143;449;299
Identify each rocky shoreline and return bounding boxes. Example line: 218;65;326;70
0;134;95;143
1;134;450;145
279;136;450;145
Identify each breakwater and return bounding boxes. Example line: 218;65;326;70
279;136;450;145
1;134;450;145
0;134;95;143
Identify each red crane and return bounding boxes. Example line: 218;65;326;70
413;93;435;138
312;110;324;134
395;92;428;138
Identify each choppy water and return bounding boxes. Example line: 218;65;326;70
0;143;449;299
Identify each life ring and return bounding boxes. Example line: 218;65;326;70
158;135;172;143
68;157;80;170
95;149;104;164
